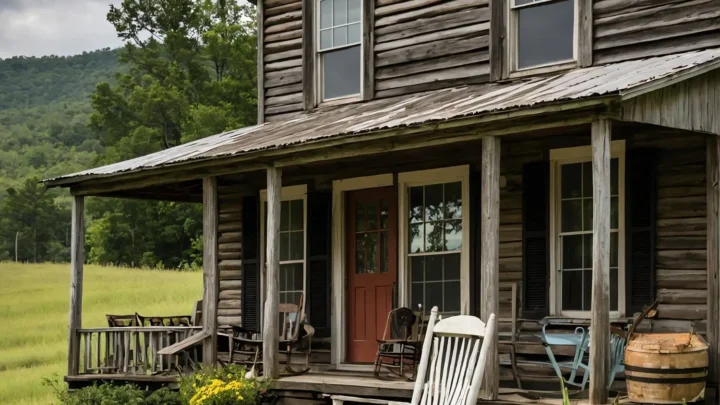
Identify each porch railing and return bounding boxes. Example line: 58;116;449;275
76;326;202;375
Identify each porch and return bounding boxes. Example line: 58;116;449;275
49;50;720;403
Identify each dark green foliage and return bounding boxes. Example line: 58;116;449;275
0;0;257;268
43;376;183;405
145;388;184;405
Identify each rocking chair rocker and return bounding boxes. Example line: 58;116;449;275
374;306;424;380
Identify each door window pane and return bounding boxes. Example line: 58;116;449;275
516;0;574;69
323;46;361;99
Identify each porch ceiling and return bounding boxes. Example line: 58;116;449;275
44;48;720;193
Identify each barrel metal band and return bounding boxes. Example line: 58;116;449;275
624;365;709;375
625;375;707;384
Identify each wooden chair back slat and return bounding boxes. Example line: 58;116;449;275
279;293;304;340
411;308;496;405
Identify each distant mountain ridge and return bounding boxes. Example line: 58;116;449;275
0;48;119;111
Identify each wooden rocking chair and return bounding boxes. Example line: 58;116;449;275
330;307;496;405
227;294;315;375
374;306;424;380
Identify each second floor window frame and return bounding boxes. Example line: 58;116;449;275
315;0;364;104
506;0;580;78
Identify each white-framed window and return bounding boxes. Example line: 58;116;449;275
549;142;625;318
508;0;577;75
398;166;470;316
317;0;362;102
260;185;307;306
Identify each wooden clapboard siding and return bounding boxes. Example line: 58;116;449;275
217;186;243;328
498;129;708;323
263;0;304;121
593;0;720;65
373;0;491;99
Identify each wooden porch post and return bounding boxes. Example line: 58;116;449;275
590;119;611;404
67;195;84;376
480;136;500;400
264;167;282;378
202;177;219;364
706;135;720;385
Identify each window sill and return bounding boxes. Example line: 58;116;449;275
509;61;578;79
318;95;361;108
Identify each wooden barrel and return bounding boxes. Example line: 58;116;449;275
625;333;708;404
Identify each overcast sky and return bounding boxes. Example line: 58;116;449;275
0;0;123;59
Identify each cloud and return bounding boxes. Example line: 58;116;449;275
0;0;123;58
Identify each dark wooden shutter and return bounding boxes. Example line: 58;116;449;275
625;149;658;316
470;169;482;317
522;161;550;319
306;191;332;338
242;195;260;332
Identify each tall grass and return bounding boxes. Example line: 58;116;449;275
0;263;202;405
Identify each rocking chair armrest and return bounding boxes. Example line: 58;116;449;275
303;323;315;338
230;335;262;344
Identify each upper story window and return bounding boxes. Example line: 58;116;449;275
318;0;362;101
509;0;576;74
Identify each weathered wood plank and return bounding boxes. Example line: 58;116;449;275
707;135;720;384
266;58;303;72
265;10;302;27
657;269;708;289
376;63;490;91
219;270;243;280
67;196;84;376
265;20;303;35
202;177;219;365
264;37;302;54
657;217;707;236
375;8;488;42
220;280;243;290
265;102;304;116
657;304;708;320
264;70;303;88
265;28;302;44
265;1;302;17
362;0;374;101
374;73;488;99
218;299;242;309
595;31;720;65
375;0;443;18
658;288;707;304
302;0;315;109
375;23;488;53
376;35;489;67
264;167;282;378
375;0;481;28
595;18;720;50
489;0;506;81
266;92;304;107
578;0;593;67
264;48;303;63
266;84;304;97
590;119;611;404
480;136;500;400
257;0;265;124
218;232;242;243
657;250;707;269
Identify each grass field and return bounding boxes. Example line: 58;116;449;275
0;263;202;405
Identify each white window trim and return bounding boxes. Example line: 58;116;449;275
549;141;626;318
506;0;579;78
397;166;471;316
259;184;308;327
331;174;393;368
315;0;364;104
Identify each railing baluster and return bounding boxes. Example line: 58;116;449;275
123;330;130;373
84;332;91;373
96;332;101;372
104;331;110;374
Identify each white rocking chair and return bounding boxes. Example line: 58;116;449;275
330;307;497;405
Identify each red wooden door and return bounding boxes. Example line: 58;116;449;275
346;187;397;363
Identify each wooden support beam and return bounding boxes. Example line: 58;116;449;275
590;119;611;404
706;135;720;385
263;167;282;378
257;0;266;124
202;177;219;364
67;196;84;376
480;136;500;400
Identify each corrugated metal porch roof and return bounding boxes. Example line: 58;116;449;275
45;48;720;186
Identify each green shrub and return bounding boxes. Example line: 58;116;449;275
145;387;183;405
180;364;268;405
43;375;182;405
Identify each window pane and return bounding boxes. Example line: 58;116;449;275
320;30;332;49
380;231;388;273
425;222;443;252
444;282;461;313
411;282;424;311
367;202;377;230
583;198;593;232
356;202;365;232
409;187;423;224
561;199;582;232
611;158;619;195
280;232;290;261
323;46;361;99
366;232;377;273
356;235;365;273
410;223;424;253
610;232;618;268
425;184;444;221
290;200;303;231
610;267;618;311
333;0;347;25
380;199;389;230
426;282;442;311
445;182;462;219
562;270;583;310
517;0;574;69
347;22;361;44
611;196;618;229
582;270;592;311
444;220;462;251
561;163;581;198
411;256;424;283
348;0;361;22
582;234;592;269
289;231;303;260
582;161;592;198
426;255;442;281
562;235;582;269
333;26;347;47
280;200;290;231
280;263;303;292
444;253;460;280
320;0;332;29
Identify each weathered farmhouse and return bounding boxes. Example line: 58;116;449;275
47;0;720;403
